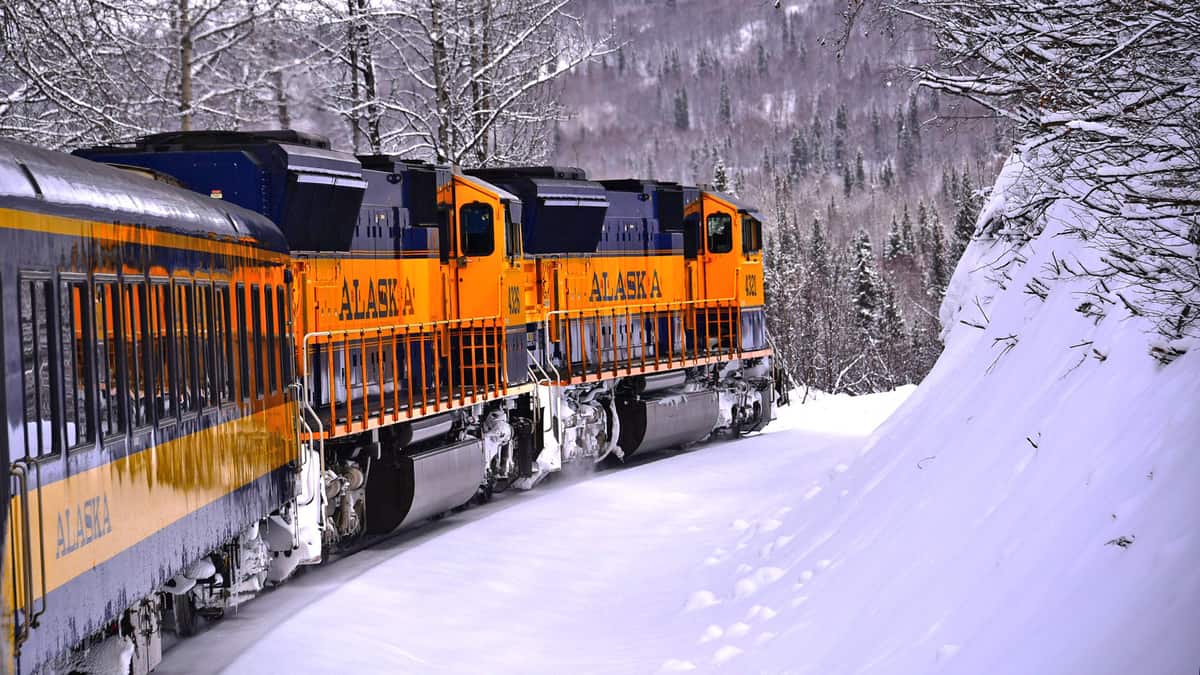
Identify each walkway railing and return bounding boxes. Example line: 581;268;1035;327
542;298;751;384
300;315;508;439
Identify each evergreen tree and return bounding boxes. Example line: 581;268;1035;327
835;103;848;135
788;129;809;179
842;163;853;197
880;158;894;189
899;203;915;255
854;148;865;188
906;91;921;140
915;201;932;257
849;228;882;331
883;213;904;261
718;80;732;126
870;106;882;155
673;88;689;130
877;278;908;384
757;43;768;76
923;210;949;300
713;155;729;192
618;46;626;75
950;170;976;263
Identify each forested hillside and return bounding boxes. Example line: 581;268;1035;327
0;0;1005;393
553;0;1008;391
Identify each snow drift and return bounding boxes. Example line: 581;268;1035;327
735;150;1200;673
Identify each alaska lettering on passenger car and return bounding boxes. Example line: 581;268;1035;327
588;271;662;302
56;493;113;559
338;277;416;320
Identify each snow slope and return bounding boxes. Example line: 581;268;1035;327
159;152;1198;673
156;390;910;674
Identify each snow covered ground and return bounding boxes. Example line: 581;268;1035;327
156;389;912;674
158;169;1200;673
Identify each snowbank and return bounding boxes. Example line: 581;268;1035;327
731;152;1200;673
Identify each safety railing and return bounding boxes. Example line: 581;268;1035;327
542;298;758;384
300;315;509;439
9;458;47;656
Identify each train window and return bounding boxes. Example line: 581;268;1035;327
149;281;175;421
173;281;198;414
706;213;733;254
276;286;289;385
460;202;494;257
504;201;522;258
121;282;149;428
265;285;278;395
60;279;94;448
196;283;216;409
216;284;235;404
236;284;250;402
741;215;762;254
19;275;55;457
252;284;264;400
94;279;126;437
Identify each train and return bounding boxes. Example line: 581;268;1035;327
0;130;781;674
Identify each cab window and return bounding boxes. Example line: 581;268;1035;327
706;212;733;254
460;202;495;257
742;215;762;254
504;200;523;258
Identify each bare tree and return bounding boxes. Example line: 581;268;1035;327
842;0;1200;359
361;0;612;164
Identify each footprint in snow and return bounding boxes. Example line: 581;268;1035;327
803;485;823;501
755;632;777;645
735;567;785;598
745;605;778;622
834;463;849;473
735;563;753;575
725;622;751;638
760;518;783;532
731;519;752;532
698;625;723;644
659;659;697;672
684;590;721;611
713;645;743;665
791;595;809;608
773;506;793;519
774;534;794;549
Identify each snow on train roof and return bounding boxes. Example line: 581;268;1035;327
0;137;288;253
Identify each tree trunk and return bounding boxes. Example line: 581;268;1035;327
347;0;361;152
178;0;193;131
429;0;451;162
356;0;380;152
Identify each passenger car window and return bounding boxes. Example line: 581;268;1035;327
460;202;495;257
706;212;733;254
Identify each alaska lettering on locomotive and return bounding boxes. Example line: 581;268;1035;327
588;270;662;303
338;277;417;320
56;493;114;559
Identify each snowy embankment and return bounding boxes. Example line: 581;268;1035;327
160;154;1197;674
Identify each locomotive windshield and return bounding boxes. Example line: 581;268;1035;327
706;212;733;254
460;202;495;257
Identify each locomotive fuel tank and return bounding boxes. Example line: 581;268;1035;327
615;390;719;458
364;438;486;534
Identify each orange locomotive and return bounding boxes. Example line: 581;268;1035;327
49;131;783;666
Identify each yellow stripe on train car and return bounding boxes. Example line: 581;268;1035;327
3;402;297;609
